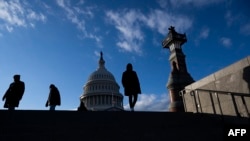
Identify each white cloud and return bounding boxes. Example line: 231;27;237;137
106;10;144;55
156;0;169;8
77;0;84;5
220;37;232;48
106;9;192;55
224;11;240;27
26;10;46;22
56;0;101;45
88;33;101;43
74;6;94;19
94;50;100;57
56;0;85;31
199;27;210;39
240;23;250;36
143;9;192;35
124;93;170;111
0;0;46;32
195;27;210;46
0;0;25;27
6;25;13;32
169;0;225;8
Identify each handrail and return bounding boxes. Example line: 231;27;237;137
189;89;250;97
180;89;250;117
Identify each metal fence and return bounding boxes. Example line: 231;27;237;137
180;89;250;118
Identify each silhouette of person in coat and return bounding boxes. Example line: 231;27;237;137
122;63;141;111
45;84;61;111
2;74;25;110
77;100;88;111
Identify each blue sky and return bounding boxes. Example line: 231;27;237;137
0;0;249;111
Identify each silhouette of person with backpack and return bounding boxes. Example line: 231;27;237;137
2;74;25;110
45;84;61;111
122;63;141;111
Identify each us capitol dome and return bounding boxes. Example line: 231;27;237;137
80;52;124;111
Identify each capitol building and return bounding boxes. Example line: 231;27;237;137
80;52;124;111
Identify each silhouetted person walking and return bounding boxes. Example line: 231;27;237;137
122;63;141;111
45;84;61;111
2;74;25;110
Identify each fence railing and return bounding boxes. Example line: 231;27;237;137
180;89;250;117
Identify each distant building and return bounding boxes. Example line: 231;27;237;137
162;26;194;112
80;52;124;111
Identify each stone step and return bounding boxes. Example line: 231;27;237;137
0;110;248;141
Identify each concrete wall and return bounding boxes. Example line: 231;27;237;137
183;56;250;117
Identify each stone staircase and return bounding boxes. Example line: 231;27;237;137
0;110;249;141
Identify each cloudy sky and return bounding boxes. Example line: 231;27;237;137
0;0;249;111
